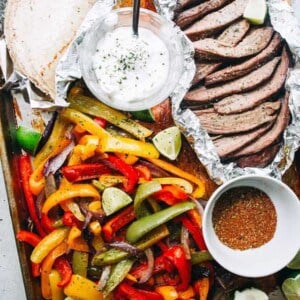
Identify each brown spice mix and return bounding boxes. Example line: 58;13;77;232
212;187;277;250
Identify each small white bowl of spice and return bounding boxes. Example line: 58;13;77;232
203;175;300;278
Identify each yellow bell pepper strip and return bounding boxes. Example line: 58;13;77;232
93;175;126;190
60;108;159;159
93;225;169;266
89;221;101;236
115;152;139;165
72;251;89;277
67;226;89;252
103;258;135;296
41;242;68;299
68;93;152;140
178;286;196;299
64;274;103;300
147;158;205;198
88;200;102;212
126;201;195;243
42;183;100;215
49;270;64;300
153;177;193;194
33;114;71;168
155;286;178;300
194;277;210;300
191;251;214;265
31;227;69;264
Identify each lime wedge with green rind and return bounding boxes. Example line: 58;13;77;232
243;0;267;25
16;126;42;155
130;109;155;122
153;126;182;160
288;251;300;270
102;187;133;216
282;274;300;300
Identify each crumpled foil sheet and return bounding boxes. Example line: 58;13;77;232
155;0;300;184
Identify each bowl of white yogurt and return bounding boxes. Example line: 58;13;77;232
80;8;185;111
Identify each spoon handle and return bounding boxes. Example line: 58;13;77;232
132;0;141;36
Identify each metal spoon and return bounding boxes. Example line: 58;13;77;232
132;0;141;36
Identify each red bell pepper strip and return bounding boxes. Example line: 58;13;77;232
163;245;191;291
16;230;42;277
62;211;83;229
179;216;207;251
114;282;163;300
41;213;56;233
153;185;188;206
107;155;138;193
54;257;72;287
102;205;135;242
61;163;111;182
134;165;152;181
19;154;46;237
94;116;107;128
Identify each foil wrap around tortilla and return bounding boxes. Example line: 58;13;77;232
0;0;300;184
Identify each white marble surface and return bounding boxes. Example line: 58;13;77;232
0;161;26;299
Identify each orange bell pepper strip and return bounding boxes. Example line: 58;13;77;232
67;226;89;252
115;152;139;165
146;158;205;198
42;184;100;215
41;242;68;299
155;286;178;300
194;277;210;300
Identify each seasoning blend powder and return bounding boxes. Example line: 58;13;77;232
212;187;277;250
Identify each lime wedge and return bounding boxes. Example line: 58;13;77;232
243;0;267;25
16;126;42;155
102;187;133;216
288;251;300;270
134;181;161;218
282;274;300;300
130;109;155;122
153;126;182;160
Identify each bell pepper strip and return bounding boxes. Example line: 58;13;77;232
102;205;135;242
72;251;89;277
163;245;191;291
89;221;101;236
60;108;159;159
92;235;105;252
146;158;205;198
64;274;103;300
93;225;169;266
194;277;210;300
31;227;69;264
178;286;196;299
68;93;153;140
62;211;83;228
61;163;111;182
126;201;195;243
115;152;139;165
106;155;139;193
41;242;68;299
153;185;188;206
103;258;135;296
93;175;126;190
94;116;107;128
191;251;213;265
187;208;202;229
19;154;47;237
41;213;56;233
54;257;73;287
153;177;193;194
179;216;207;251
67;226;90;252
31;262;41;277
42;183;100;215
134;165;152;181
115;282;164;300
155;286;178;300
49;270;64;300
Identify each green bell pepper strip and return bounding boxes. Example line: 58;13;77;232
68;93;152;140
72;251;89;277
191;251;214;265
103;259;135;297
92;225;169;266
126;201;195;243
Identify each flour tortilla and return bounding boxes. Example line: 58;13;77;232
4;0;97;99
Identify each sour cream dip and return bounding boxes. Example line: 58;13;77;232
92;26;170;104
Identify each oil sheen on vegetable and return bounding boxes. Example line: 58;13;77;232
93;26;169;104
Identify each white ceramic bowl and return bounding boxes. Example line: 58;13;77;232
80;8;184;111
203;175;300;278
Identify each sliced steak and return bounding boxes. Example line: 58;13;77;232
185;56;281;103
205;33;282;86
175;0;203;13
196;101;280;134
230;93;289;157
191;19;250;86
214;48;289;114
184;0;247;40
235;142;281;168
175;0;232;29
194;27;273;60
213;123;273;158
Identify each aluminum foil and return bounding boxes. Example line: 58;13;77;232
155;0;300;184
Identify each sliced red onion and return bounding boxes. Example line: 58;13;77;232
96;265;111;291
44;174;57;197
35;190;45;219
107;241;143;257
190;196;204;217
139;160;171;177
181;225;191;260
138;248;154;284
43;140;75;176
79;202;106;224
